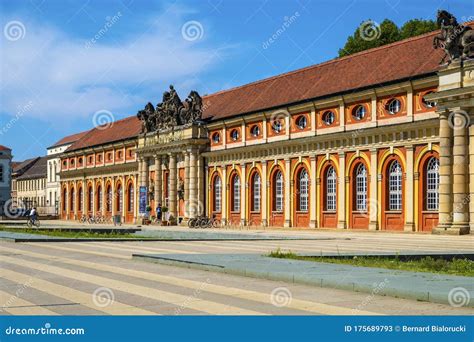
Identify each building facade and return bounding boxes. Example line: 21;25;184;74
0;145;12;215
16;157;49;214
59;24;474;235
46;131;88;215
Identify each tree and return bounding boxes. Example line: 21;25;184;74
338;18;438;57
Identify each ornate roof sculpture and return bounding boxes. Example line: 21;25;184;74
434;10;474;64
137;85;203;134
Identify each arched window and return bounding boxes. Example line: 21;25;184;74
78;187;83;211
232;174;240;212
70;188;75;211
116;184;123;212
97;185;102;211
274;170;284;212
88;187;93;211
426;157;439;211
106;185;112;212
298;169;309;212
252;173;261;212
326;166;337;211
62;188;67;211
127;183;134;212
213;176;222;212
388;161;403;211
355;164;368;211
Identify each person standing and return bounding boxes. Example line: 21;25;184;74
156;203;162;222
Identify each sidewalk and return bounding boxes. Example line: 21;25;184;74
133;253;474;308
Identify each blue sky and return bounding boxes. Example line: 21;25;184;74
1;0;472;161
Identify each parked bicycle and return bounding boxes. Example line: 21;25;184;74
188;215;221;228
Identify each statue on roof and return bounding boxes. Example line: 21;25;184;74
136;102;156;133
433;10;474;64
137;85;204;134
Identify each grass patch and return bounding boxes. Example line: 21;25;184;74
0;227;151;239
268;249;474;277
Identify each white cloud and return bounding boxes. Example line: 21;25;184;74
0;8;227;124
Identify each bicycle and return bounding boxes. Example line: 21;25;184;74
79;215;89;224
26;217;41;228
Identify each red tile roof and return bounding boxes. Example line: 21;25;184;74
66;116;141;152
0;145;11;151
50;130;90;148
202;29;445;120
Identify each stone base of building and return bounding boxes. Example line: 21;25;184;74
432;223;470;235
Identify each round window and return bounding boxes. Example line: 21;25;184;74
322;111;335;125
422;92;436;109
251;125;260;137
386;98;401;115
352;105;366;120
212;133;220;144
231;129;239;141
296;115;307;129
272;120;283;133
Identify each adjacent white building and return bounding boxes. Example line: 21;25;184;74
0;145;12;216
45;131;88;215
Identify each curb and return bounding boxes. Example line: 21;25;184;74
133;254;474;308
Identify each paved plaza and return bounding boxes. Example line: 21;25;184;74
0;223;473;315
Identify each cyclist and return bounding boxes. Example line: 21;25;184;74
29;207;37;226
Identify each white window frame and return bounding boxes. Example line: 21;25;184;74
426;157;439;211
214;176;222;212
275;171;284;212
326;166;337;212
355;164;367;212
388;161;403;211
232;175;240;212
298;169;309;212
252;173;261;212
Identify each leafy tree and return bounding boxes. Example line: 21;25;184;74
338;18;438;57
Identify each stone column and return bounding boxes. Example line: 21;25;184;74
337;152;346;229
184;151;190;218
188;149;197;218
284;158;291;227
309;155;317;228
92;180;96;216
66;182;70;219
436;111;453;230
111;177;116;216
169;153;178;224
197;155;204;213
470;124;474;233
154;155;162;208
240;163;247;225
369;149;378;230
261;160;268;226
451;110;470;234
404;146;415;231
101;178;106;216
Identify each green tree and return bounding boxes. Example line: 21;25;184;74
338;18;438;57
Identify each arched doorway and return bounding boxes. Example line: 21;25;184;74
349;161;369;229
382;157;404;230
270;167;284;226
418;153;439;232
248;170;262;226
320;162;337;228
293;166;309;227
228;171;241;225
